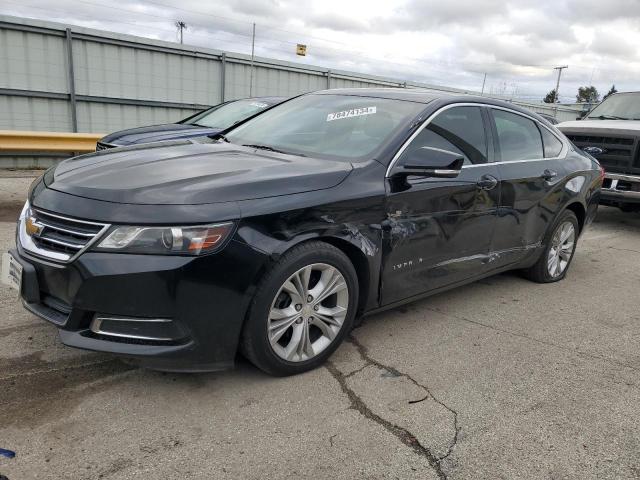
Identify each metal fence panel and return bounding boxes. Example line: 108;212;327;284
0;27;67;93
76;102;199;133
0;95;72;131
72;39;222;104
0;14;584;167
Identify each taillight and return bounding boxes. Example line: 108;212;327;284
599;164;605;182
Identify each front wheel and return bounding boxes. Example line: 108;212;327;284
241;241;358;376
523;210;579;283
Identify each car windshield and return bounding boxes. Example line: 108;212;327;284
183;99;273;129
585;93;640;120
225;94;426;161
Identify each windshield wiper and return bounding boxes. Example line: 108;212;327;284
242;144;305;156
211;133;229;143
591;115;629;120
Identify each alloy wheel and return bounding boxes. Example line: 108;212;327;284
547;221;576;278
267;263;349;362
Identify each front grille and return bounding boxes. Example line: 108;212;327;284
565;133;640;173
567;135;634;145
96;141;115;151
20;208;109;262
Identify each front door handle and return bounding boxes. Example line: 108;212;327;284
477;174;498;190
541;169;558;181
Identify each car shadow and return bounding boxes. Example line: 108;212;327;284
593;206;640;229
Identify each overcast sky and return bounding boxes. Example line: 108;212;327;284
3;0;640;102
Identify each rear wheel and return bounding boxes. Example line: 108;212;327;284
523;210;578;283
241;241;358;376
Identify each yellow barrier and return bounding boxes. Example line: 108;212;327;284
0;130;105;153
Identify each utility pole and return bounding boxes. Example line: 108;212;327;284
249;23;256;97
553;65;568;116
480;73;487;95
175;21;187;44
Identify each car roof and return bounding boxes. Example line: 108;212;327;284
313;87;451;103
243;96;287;105
311;87;546;120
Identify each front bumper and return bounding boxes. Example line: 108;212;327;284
13;238;268;372
600;173;640;206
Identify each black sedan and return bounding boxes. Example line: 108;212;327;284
5;88;602;376
96;96;285;150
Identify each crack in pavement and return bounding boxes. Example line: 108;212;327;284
325;333;462;480
426;307;640;373
347;335;460;463
325;362;449;480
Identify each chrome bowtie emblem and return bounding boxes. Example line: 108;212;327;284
582;146;605;156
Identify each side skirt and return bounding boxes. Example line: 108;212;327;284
362;247;543;318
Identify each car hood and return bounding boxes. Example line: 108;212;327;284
100;123;221;146
558;119;640;136
44;142;353;205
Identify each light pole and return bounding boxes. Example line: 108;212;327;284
553;65;568;117
249;23;256;96
175;21;187;45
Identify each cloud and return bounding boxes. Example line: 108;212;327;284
304;12;371;33
3;0;640;102
589;29;638;60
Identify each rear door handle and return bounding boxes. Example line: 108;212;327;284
541;169;558;181
477;174;498;190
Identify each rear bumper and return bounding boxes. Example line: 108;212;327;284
600;173;640;205
13;239;268;372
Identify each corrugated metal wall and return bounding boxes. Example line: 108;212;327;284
0;14;581;168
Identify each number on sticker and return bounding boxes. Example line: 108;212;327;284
326;106;377;122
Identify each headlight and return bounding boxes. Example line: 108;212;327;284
95;223;234;255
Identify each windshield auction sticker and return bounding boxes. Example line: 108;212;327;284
326;106;377;122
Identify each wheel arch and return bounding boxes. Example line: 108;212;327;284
316;236;371;317
265;233;376;317
564;201;586;233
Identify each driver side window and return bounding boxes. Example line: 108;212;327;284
399;106;488;166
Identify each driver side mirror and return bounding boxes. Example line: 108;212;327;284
392;147;464;179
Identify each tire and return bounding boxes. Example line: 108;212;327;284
240;241;359;376
522;210;579;283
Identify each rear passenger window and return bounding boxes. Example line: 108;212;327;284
539;127;564;158
400;106;487;165
493;110;543;161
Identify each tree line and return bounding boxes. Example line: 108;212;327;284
543;85;618;104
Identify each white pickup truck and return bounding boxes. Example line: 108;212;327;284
558;92;640;212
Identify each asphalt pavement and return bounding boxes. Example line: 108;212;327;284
0;171;638;479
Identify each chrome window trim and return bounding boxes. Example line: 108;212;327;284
489;106;568;164
386;102;569;177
